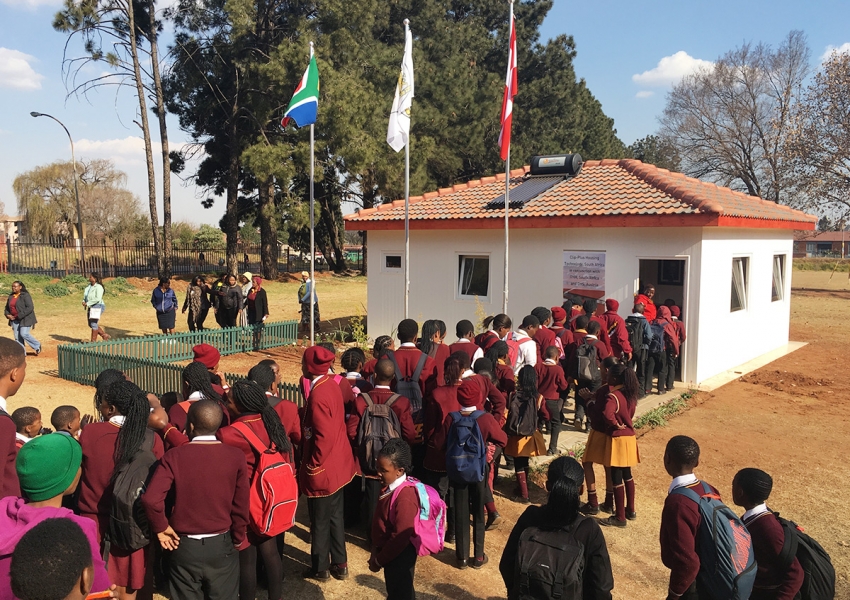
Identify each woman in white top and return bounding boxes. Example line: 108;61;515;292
82;272;110;342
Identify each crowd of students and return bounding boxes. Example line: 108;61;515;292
0;290;830;600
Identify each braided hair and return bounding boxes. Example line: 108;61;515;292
608;362;640;408
340;347;366;374
230;379;291;454
372;335;393;360
94;369;126;416
105;381;151;482
516;365;538;403
183;361;223;406
248;363;276;394
378;438;413;473
543;456;584;527
485;340;509;367
419;320;438;357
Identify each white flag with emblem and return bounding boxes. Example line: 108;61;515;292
387;26;414;152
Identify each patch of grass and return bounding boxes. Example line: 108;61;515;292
793;258;850;272
634;389;696;430
106;277;135;296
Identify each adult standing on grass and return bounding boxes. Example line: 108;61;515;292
246;275;268;351
239;272;252;327
82;272;109;342
298;270;319;339
182;275;211;332
221;274;243;328
151;277;178;335
4;281;41;356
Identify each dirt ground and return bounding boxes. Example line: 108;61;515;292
6;270;850;599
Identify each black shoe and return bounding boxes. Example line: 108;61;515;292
456;558;468;570
546;449;557;456
599;516;627;528
514;495;531;505
302;568;330;581
471;554;489;569
578;502;599;516
627;511;637;521
485;511;503;531
445;530;455;544
598;503;614;514
329;564;348;580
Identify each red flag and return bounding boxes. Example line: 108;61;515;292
498;12;517;161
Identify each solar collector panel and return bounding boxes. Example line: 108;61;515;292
486;176;563;209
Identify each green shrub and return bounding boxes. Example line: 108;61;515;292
44;283;71;298
61;274;89;289
107;277;134;295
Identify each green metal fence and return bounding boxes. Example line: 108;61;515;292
58;320;305;404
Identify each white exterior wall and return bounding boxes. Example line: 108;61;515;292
693;229;793;383
365;226;794;385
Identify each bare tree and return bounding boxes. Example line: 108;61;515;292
660;31;809;203
786;51;850;220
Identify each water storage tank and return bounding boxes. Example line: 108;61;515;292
530;154;583;177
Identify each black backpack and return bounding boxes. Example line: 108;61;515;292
648;322;666;354
506;392;538;437
106;432;158;551
386;350;427;417
625;316;643;353
775;513;835;600
574;340;599;383
355;392;402;475
513;521;586;600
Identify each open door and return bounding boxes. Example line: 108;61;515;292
638;258;687;382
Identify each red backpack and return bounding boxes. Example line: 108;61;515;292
231;422;298;537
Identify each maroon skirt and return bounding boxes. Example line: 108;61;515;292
81;512;150;591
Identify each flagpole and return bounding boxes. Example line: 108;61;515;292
503;0;513;316
403;18;411;319
308;41;316;346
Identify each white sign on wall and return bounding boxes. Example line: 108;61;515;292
563;251;606;295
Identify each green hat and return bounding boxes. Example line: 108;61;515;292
16;434;82;501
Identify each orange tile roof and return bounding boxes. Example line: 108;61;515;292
344;159;816;231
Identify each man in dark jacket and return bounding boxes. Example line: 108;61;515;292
4;281;40;356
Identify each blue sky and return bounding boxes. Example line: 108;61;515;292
1;0;849;227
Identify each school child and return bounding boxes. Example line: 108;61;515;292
594;363;640;528
340;347;374;395
448;320;484;364
51;406;82;439
660;435;720;600
476;314;513;353
171;361;231;433
78;380;164;600
0;338;26;499
667;306;686;391
363;335;395;382
647;306;679;395
530;307;557;359
9;518;98;600
578;379;613;517
158;392;181;416
499;456;614;600
732;468;804;600
419;320;451;385
299;346;358;581
635;284;657;322
549;306;574;351
347;359;418;537
535;347;569;455
581;299;613;354
570;318;611;431
142;400;250;600
504;366;547;504
626;303;652;398
368;439;420;600
513;316;540;374
192;343;225;387
0;434;111;599
11;407;43;449
247;362;302;450
599;299;632;360
441;377;506;569
484;341;516;396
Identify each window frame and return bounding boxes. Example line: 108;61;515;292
457;254;491;300
730;256;750;313
382;253;403;272
771;254;786;302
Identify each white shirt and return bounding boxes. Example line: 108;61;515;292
455;338;484;362
375;385;391;390
400;342;417;348
187;391;204;401
742;503;769;523
513;329;538;374
668;473;698;495
0;396;6;414
109;415;126;427
15;433;32;445
460;369;476;380
190;435;219;443
388;473;408;493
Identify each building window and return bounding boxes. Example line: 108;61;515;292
458;255;490;298
731;257;749;312
383;254;402;271
772;255;786;302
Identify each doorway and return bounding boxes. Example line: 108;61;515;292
638;258;687;383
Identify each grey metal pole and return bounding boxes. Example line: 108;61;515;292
502;0;513;315
30;112;85;271
404;19;411;320
309;43;316;346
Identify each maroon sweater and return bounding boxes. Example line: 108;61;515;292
299;375;357;497
601;388;636;437
389;347;438;398
168;392;229;433
423;385;460;472
475;331;500;354
78;422;164;535
660;479;720;596
142;440;250;547
0;414;19;499
268;395;303;449
585;385;610;432
346;388;417;447
371;482;419;567
534;362;569;401
427;343;451;386
449;340;482;363
495;363;516;396
744;511;804;600
533;326;557;361
600;310;632;357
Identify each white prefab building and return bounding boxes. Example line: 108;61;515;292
344;158;816;386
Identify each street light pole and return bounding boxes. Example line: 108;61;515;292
30;111;85;271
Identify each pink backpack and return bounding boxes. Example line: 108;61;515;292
389;477;447;556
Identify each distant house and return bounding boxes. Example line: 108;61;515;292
345;157;817;387
0;217;25;244
793;231;849;258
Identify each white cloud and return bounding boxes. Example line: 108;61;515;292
632;51;713;87
821;43;850;62
635;90;654;99
0;0;63;9
0;48;44;91
76;136;196;167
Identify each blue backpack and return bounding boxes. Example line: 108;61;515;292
671;481;757;600
648;321;666;354
445;410;486;484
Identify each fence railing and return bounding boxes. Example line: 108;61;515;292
58;320;305;403
5;239;363;278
